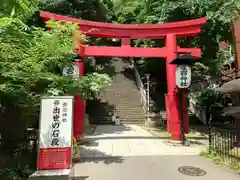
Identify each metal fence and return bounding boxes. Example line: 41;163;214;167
209;122;239;163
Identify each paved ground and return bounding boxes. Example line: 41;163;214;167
79;125;206;156
70;125;239;180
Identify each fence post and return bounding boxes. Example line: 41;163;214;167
207;106;212;152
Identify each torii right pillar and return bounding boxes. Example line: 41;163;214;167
166;34;189;141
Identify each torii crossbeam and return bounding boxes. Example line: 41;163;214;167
40;11;207;141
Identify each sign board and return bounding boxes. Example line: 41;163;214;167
176;64;191;88
38;96;74;170
62;63;79;78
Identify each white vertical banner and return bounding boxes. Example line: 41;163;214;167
38;96;74;170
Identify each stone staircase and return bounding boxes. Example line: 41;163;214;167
87;58;146;125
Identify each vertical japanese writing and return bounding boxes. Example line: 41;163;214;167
179;65;188;87
51;100;61;146
62;102;68;123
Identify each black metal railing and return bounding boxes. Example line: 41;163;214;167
209;122;239;163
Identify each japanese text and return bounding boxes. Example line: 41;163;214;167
51;100;61;146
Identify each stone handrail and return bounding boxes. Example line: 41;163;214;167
130;60;147;113
188;94;207;124
131;60;207;123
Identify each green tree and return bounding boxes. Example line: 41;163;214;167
39;0;108;21
38;0;117;78
105;0;240;111
0;2;111;179
113;0;240;76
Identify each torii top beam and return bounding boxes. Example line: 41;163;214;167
40;11;207;39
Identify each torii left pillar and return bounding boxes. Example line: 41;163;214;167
73;61;85;140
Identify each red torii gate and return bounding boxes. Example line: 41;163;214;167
40;11;207;141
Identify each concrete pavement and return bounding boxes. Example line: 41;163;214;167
79;125;206;156
69;125;239;180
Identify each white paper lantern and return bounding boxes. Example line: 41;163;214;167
62;63;79;78
176;64;191;88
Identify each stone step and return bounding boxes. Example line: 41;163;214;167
88;59;145;125
99;95;141;99
100;90;139;94
91;118;145;125
92;104;143;110
103;103;143;108
115;104;141;107
120;119;145;122
116;109;144;113
116;111;145;115
114;100;142;103
119;118;145;122
116;109;145;113
100;99;142;103
117;113;145;117
120;121;144;125
116;111;144;114
118;117;146;120
99;94;139;97
101;90;139;94
116;106;144;110
100;88;139;92
101;87;139;90
90;115;145;120
99;93;140;96
94;108;142;114
117;113;145;116
100;96;142;101
104;103;142;107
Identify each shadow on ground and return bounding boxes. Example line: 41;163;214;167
79;156;124;164
85;135;208;141
86;99;115;125
70;176;89;180
73;145;124;165
91;125;133;136
76;126;130;165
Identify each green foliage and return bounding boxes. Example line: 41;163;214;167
192;62;209;81
1;0;239;177
40;0;108;21
112;0;240;77
0;166;34;180
110;0;240;111
39;0;116;83
0;0;112;106
0;1;112;179
201;149;240;171
0;0;38;19
0;19;99;103
215;44;235;72
196;86;223;108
